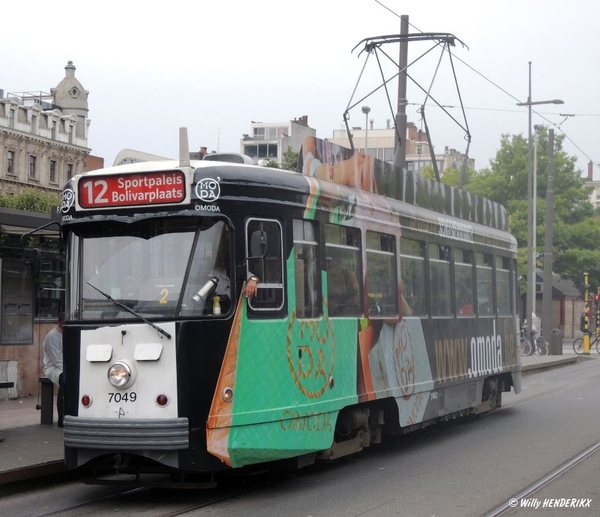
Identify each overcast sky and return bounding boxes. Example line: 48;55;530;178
2;0;598;177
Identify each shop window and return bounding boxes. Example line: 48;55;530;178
1;257;34;344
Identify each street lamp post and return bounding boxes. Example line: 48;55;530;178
516;62;563;340
362;106;370;155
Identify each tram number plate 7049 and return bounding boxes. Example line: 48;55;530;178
108;392;137;403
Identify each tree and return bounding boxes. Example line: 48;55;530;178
421;165;476;187
282;147;299;172
0;187;61;214
264;160;280;169
456;130;598;288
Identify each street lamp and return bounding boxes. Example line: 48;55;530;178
516;62;563;340
361;106;370;155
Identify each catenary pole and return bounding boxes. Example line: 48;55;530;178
541;129;554;342
393;14;409;171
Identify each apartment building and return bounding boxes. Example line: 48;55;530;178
240;115;316;166
583;162;600;209
328;121;475;173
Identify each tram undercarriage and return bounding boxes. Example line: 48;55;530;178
72;373;512;488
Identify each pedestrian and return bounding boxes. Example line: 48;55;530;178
43;312;64;428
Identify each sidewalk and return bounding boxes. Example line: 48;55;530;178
0;341;596;485
0;396;65;484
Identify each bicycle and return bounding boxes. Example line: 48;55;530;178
530;333;549;356
572;334;600;355
520;325;532;356
520;326;549;356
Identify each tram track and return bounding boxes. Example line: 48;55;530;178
16;360;597;516
482;360;600;517
483;440;600;517
34;486;148;517
31;475;278;517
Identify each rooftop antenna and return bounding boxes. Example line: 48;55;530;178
179;127;190;167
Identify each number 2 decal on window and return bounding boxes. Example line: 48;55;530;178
160;288;169;304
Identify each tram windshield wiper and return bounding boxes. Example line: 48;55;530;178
86;282;172;340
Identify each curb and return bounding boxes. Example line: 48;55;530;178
521;356;580;375
0;460;65;485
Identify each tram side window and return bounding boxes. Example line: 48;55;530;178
366;231;397;317
476;252;494;316
429;244;451;317
246;218;284;311
324;224;361;317
496;256;511;316
293;220;321;318
454;248;474;316
400;237;426;316
511;258;518;315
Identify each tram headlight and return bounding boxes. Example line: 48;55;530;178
222;387;233;402
107;360;136;389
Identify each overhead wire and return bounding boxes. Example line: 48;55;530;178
372;0;599;171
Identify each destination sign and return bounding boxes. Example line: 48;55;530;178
78;171;186;209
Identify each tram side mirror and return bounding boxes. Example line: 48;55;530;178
250;230;267;258
192;277;218;305
23;248;41;278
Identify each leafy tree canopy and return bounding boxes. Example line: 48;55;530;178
282;146;299;172
0;187;60;214
445;130;597;289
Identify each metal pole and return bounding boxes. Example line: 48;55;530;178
393;14;409;171
525;62;534;340
361;105;371;155
584;272;591;354
542;129;554;343
516;65;563;340
533;126;539;304
365;112;369;153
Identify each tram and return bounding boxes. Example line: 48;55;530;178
59;130;521;485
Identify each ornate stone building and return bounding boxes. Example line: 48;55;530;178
0;62;93;400
0;61;91;194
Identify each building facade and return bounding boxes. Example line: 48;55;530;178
0;62;93;400
328;121;475;174
583;162;600;209
0;61;91;195
240;115;316;166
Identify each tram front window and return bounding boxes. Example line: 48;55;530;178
71;218;232;320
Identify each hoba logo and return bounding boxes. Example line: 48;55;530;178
62;189;75;213
194;177;220;202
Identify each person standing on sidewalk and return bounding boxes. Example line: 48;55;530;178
43;313;64;427
529;312;541;356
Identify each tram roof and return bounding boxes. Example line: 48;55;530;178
70;142;511;236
